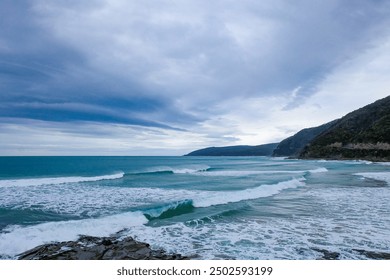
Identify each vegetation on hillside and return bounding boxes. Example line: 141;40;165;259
299;95;390;161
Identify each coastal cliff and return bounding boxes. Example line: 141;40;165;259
185;96;390;161
299;95;390;161
272;120;338;157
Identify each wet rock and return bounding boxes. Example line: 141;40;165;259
18;235;189;260
353;249;390;260
101;239;113;246
312;248;340;260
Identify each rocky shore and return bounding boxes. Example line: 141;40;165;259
18;234;189;260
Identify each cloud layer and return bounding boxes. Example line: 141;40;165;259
1;0;390;155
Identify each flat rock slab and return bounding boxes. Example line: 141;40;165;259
18;235;188;260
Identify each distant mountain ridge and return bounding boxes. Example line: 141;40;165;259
185;143;279;156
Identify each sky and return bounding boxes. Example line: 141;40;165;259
1;0;390;156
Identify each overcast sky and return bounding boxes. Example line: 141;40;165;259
1;0;390;155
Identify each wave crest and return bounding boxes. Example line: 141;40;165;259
143;200;194;220
193;177;306;208
308;167;328;173
139;165;211;175
0;172;125;188
355;172;390;185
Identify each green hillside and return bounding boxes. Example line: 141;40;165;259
299;95;390;161
185;143;279;156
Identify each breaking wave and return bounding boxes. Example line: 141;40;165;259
0;176;305;258
143;177;306;219
187;168;327;177
0;172;125;188
308;167;328;173
136;165;211;175
355;172;390;185
192;178;306;208
143;200;194;220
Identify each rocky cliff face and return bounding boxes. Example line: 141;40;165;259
299;95;390;161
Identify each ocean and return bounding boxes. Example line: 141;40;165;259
0;156;389;259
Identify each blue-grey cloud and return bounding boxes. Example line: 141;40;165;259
0;0;201;130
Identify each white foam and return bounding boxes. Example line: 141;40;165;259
145;165;210;174
0;175;305;258
357;160;373;165
196;170;249;176
0;183;193;217
193;168;327;177
127;180;390;260
270;157;289;160
317;159;373;165
173;168;208;174
0;175;306;217
309;167;329;173
193;178;306;208
354;172;390;185
0;211;148;258
0;172;125;188
197;170;302;176
377;162;390;166
341;160;373;165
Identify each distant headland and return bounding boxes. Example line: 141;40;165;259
186;95;390;162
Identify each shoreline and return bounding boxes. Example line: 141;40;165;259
296;156;390;163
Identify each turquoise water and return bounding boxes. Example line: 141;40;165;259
0;156;389;259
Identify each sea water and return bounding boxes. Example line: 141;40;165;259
0;156;389;259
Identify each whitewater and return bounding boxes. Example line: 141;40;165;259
0;156;389;259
